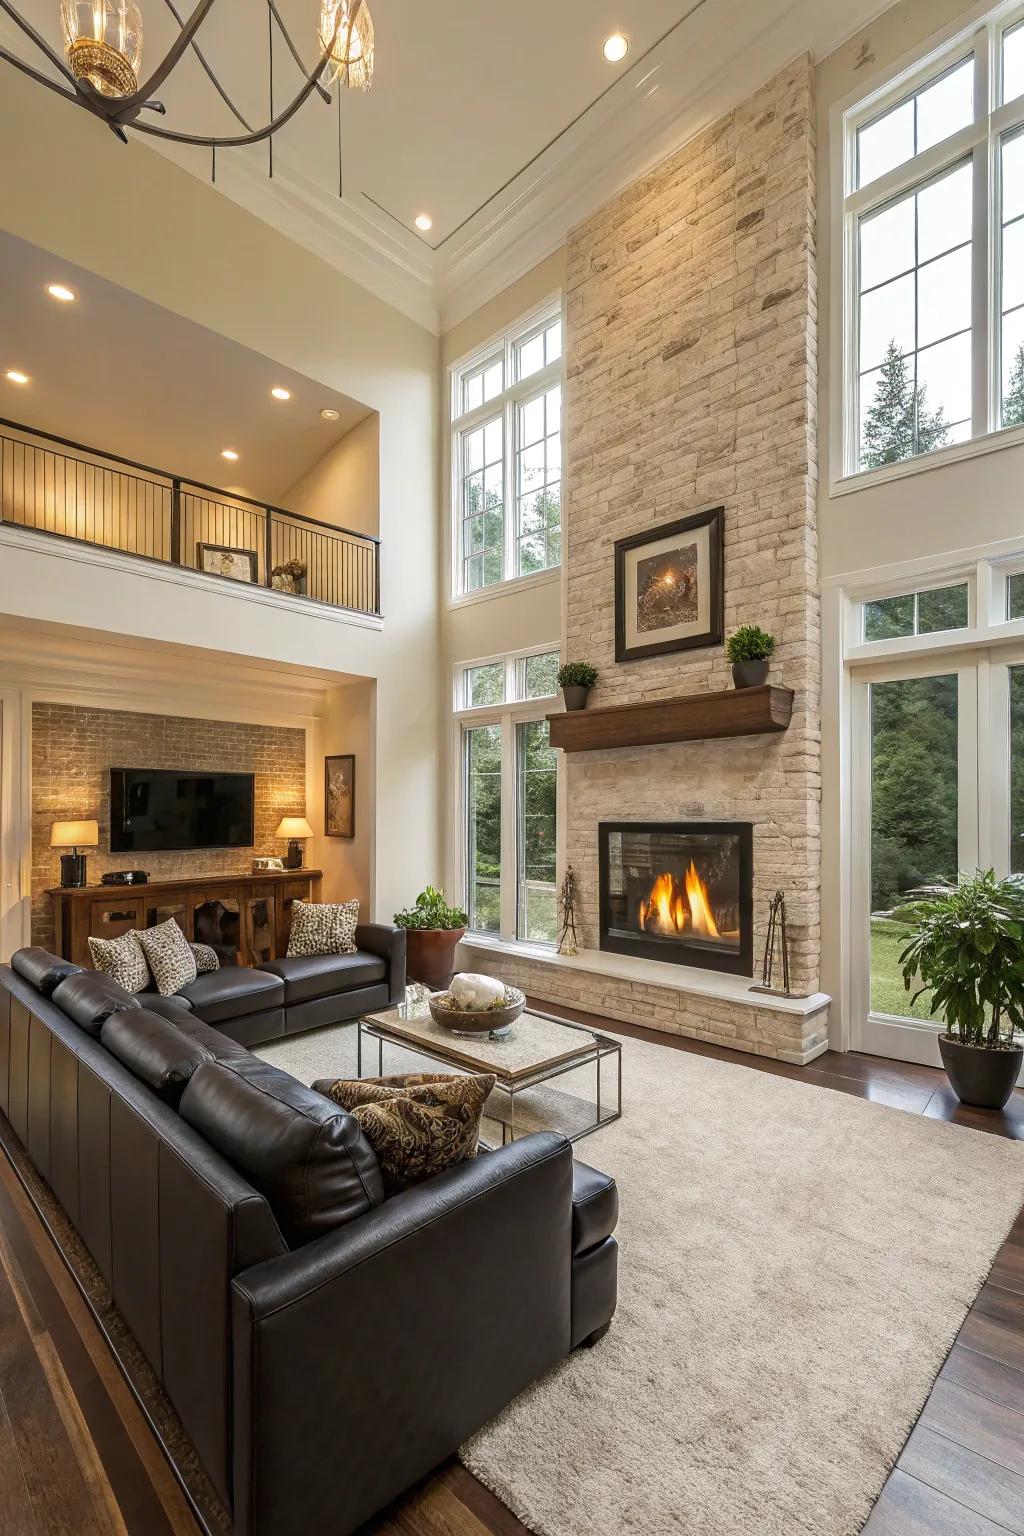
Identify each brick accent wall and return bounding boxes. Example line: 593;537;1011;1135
31;704;306;951
475;60;824;1062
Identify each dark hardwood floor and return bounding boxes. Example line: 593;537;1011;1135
1;1009;1023;1536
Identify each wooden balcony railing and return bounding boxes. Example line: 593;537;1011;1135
0;419;381;617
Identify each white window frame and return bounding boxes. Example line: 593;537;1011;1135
832;0;1024;494
451;644;562;944
448;298;564;603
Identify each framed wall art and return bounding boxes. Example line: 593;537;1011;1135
614;506;724;663
325;753;355;839
197;543;258;583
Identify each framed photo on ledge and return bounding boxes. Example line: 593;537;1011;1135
197;543;258;584
614;506;724;663
325;754;355;839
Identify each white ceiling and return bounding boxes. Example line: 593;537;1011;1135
3;0;893;329
0;229;370;501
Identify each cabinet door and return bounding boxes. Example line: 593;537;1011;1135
193;893;242;966
87;895;146;942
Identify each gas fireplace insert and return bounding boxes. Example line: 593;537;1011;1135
598;821;753;976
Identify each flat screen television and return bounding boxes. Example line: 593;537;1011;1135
110;768;255;853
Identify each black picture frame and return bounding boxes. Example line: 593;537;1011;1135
614;506;724;663
197;542;258;583
325;753;355;839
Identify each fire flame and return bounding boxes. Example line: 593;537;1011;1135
639;862;722;939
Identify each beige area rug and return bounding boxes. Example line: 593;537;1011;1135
261;1022;1024;1536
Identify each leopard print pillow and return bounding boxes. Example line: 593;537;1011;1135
88;930;151;994
314;1071;495;1194
189;942;220;974
134;919;198;997
286;899;359;958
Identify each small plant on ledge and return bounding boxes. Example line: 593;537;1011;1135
558;660;598;712
725;625;776;690
393;886;468;990
897;870;1024;1109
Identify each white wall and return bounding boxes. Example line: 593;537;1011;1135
815;0;1024;1044
283;414;381;539
0;68;443;925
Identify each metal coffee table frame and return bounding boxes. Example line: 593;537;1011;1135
357;1008;622;1145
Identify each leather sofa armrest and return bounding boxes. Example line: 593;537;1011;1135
354;922;406;1004
231;1132;572;1536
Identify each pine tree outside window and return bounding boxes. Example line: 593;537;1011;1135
841;5;1024;481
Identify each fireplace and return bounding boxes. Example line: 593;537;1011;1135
599;822;753;975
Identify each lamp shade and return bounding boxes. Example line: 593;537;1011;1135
275;816;314;840
50;819;99;848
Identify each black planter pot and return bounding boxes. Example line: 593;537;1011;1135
731;659;770;689
563;686;590;711
939;1034;1023;1110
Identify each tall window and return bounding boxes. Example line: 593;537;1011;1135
450;305;563;595
456;647;560;943
842;6;1024;477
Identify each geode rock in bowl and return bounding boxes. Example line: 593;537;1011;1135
428;985;526;1036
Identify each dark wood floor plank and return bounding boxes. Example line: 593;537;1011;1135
956;1311;1024;1374
919;1377;1024;1472
0;1382;37;1536
940;1345;1024;1416
977;1284;1024;1329
898;1424;1024;1533
923;1086;1024;1138
863;1468;1016;1535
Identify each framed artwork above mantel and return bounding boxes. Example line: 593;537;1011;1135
614;506;724;662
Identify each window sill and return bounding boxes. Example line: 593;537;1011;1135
831;420;1024;499
448;564;560;611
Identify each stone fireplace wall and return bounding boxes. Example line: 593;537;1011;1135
470;57;825;1063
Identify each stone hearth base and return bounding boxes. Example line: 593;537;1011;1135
458;940;830;1066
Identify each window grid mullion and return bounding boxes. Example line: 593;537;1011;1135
505;397;516;582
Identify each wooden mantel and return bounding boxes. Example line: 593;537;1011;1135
547;685;793;753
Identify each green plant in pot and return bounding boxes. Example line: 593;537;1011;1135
897;870;1024;1110
393;885;468;990
725;625;776;689
558;660;598;712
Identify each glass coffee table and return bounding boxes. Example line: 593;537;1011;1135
358;991;622;1145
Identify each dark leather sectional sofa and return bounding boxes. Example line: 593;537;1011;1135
0;946;620;1536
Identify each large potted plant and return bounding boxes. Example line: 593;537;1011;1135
558;660;598;711
725;625;776;689
394;885;468;990
898;870;1024;1110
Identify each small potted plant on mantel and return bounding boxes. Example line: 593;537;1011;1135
393;885;468;990
725;625;776;689
897;870;1024;1110
558;660;598;711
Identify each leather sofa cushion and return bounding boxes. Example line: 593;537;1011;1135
139;993;195;1020
174;1014;258;1064
178;968;285;1024
11;947;84;998
571;1160;619;1257
101;1008;214;1106
179;1057;385;1244
260;951;386;1004
52;971;143;1038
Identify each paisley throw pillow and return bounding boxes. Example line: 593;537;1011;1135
134;919;198;997
286;899;359;958
314;1071;495;1195
87;930;151;994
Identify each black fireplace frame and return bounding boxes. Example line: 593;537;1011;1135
598;820;754;976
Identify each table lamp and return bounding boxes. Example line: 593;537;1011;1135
275;815;314;870
51;819;99;888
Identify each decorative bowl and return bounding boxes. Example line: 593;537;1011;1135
428;985;526;1037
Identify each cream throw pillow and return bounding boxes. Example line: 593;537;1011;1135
134;919;198;997
286;899;359;957
88;931;151;994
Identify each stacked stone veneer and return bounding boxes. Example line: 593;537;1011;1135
31;704;306;951
478;58;825;1063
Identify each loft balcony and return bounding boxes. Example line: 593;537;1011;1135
0;419;381;619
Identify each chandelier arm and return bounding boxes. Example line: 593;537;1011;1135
108;0;217;120
159;0;254;130
0;0;77;84
122;30;340;148
266;0;330;106
0;41;80;99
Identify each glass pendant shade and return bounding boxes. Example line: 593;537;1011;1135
61;0;143;97
319;0;373;91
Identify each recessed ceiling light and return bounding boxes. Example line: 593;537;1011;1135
221;448;239;460
414;213;433;232
320;407;340;421
271;386;291;400
602;32;629;62
46;283;76;302
5;369;29;385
